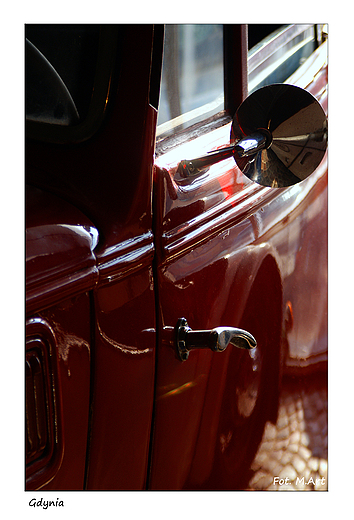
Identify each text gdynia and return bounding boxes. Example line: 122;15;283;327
29;498;64;509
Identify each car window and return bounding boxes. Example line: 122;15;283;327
25;24;100;126
248;24;317;93
157;24;224;138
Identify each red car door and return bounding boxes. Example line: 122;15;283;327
148;24;328;490
25;25;160;491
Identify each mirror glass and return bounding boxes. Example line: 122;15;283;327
232;84;327;188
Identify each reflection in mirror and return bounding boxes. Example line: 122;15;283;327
232;84;327;188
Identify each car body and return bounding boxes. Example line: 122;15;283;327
25;23;328;491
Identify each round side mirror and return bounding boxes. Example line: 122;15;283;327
232;84;327;188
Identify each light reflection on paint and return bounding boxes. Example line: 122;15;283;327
159;380;197;399
97;321;152;355
158;374;206;400
51;320;90;364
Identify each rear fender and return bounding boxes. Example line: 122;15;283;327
186;243;283;487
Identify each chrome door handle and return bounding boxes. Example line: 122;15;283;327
175;318;256;361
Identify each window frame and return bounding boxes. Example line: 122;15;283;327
155;24;248;157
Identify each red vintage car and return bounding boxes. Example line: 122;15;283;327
25;24;328;491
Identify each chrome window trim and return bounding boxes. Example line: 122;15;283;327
285;39;328;91
156;93;224;138
156;24;225;139
248;24;315;93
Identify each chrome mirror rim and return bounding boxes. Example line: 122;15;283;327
232;83;328;188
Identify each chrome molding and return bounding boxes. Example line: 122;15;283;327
248;24;315;93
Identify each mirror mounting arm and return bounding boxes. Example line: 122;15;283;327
177;132;268;178
176;84;327;187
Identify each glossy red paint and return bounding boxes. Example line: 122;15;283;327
26;187;97;489
85;105;157;490
26;26;158;490
26;185;99;315
26;318;64;489
33;295;92;490
26;25;156;252
25;25;327;491
148;44;327;489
